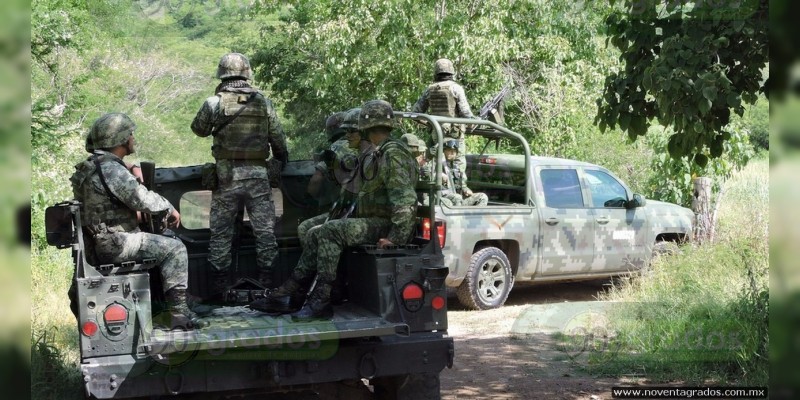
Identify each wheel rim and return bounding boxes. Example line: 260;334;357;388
476;257;507;304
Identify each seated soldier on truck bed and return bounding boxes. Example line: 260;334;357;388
422;139;487;207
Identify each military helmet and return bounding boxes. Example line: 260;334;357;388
443;139;460;151
358;100;394;131
400;133;424;153
434;58;455;77
85;112;136;152
216;52;253;80
325;111;347;142
340;107;361;130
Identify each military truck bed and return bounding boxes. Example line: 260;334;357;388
143;303;410;356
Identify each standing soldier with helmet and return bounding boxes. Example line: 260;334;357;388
412;58;475;172
191;52;289;294
250;101;418;319
71;113;199;329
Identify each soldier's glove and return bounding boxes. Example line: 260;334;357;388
321;149;337;167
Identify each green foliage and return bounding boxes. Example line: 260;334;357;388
251;0;612;155
744;96;769;151
644;124;753;207
593;158;768;386
596;0;768;164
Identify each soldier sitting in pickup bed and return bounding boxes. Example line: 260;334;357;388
297;107;369;244
250;100;418;319
422;139;488;207
70;113;200;329
305;111;348;204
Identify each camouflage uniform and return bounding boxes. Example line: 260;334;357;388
292;136;418;282
191;53;289;283
314;138;352;183
71;150;188;294
411;58;474;171
421;154;488;207
300;109;363;244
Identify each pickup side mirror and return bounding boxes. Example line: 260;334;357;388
626;193;646;209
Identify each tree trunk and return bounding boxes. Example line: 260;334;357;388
692;177;712;243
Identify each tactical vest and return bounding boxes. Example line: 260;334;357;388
70;153;138;233
427;80;457;117
445;161;465;193
212;90;271;160
355;139;418;219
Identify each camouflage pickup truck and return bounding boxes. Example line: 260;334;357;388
399;113;695;310
44;141;453;398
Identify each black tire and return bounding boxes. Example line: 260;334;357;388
652;240;679;258
372;373;440;400
456;247;513;310
640;241;679;278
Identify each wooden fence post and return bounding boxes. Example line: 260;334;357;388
692;177;713;243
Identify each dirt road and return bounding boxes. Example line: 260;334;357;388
441;280;635;400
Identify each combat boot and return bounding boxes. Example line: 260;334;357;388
209;269;229;301
291;281;334;321
248;277;308;314
164;288;204;330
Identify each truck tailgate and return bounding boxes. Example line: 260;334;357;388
140;303;408;356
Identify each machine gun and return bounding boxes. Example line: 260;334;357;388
477;86;510;125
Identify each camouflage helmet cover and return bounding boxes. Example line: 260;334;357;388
216;52;253;80
325;111;347;142
85;112;136;152
400;133;424;152
358;100;394;131
434;58;455;77
340;107;361;130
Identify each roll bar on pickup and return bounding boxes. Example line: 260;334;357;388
393;112;533;207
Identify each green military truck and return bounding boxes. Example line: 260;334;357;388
44;115;456;399
399;113;695;310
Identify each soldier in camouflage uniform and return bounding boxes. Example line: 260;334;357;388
422;139;488;207
400;133;426;168
305;111;348;204
71;113;199;329
412;58;475;172
251;101;418;320
297;107;366;244
191;53;289;293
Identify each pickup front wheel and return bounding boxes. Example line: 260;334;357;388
456;247;513;310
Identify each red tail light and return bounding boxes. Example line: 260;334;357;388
431;296;446;310
103;303;128;335
421;218;446;248
104;304;128;323
402;282;424;312
82;320;98;337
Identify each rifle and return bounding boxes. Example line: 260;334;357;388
325;198;357;223
139;161;169;233
477;86;510;125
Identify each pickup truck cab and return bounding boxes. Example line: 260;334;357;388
44;129;453;398
396;113;695;310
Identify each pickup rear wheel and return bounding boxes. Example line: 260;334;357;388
456;247;513;310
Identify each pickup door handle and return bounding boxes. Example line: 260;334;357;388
545;217;559;226
596;216;610;224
